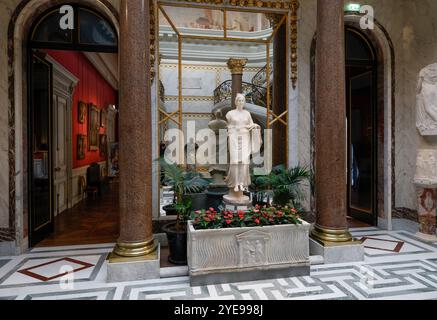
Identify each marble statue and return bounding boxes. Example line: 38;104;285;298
223;94;262;206
416;63;437;136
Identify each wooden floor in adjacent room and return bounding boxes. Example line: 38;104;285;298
35;181;178;268
36;182;120;248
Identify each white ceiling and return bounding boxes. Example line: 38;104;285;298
83;52;119;90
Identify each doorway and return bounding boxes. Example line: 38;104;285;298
27;4;119;246
345;27;378;226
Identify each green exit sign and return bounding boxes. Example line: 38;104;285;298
345;3;361;12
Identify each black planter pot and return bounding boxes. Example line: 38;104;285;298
185;192;207;211
163;204;178;216
162;222;187;265
206;187;228;211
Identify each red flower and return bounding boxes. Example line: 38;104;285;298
254;218;260;224
226;220;232;225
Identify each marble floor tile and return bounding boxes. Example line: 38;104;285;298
0;230;437;300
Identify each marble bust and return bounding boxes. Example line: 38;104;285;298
224;94;262;205
416;63;437;136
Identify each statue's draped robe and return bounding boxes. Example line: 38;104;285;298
416;63;437;135
225;110;262;189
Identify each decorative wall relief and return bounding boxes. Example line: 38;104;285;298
416;63;437;136
414;149;437;241
236;230;270;267
414;149;437;185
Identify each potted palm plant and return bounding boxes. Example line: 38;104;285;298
252;164;311;210
249;172;271;207
159;158;210;265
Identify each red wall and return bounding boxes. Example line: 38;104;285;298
44;50;118;169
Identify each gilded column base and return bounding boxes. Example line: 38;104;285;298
109;239;158;263
310;225;361;247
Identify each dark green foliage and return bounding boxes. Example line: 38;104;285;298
158;158;210;230
250;164;311;210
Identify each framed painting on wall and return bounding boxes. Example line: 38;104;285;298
109;142;119;177
77;135;86;160
99;134;108;157
100;108;107;128
88;104;99;151
78;101;87;124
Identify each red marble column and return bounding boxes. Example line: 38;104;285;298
311;0;353;244
112;0;157;257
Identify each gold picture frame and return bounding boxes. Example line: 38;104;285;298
99;134;107;157
77;135;86;160
100;108;107;128
88;104;99;151
78;101;87;124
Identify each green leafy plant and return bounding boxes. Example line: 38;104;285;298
158;158;210;230
249;173;272;206
251;164;311;210
191;205;302;230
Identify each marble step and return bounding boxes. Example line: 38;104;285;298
160;266;189;278
309;255;325;265
159;255;325;279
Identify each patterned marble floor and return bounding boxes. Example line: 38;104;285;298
1;228;437;300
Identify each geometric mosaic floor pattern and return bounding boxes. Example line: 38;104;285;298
1;228;437;300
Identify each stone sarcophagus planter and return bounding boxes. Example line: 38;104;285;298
187;220;311;286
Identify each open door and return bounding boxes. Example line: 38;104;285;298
29;53;54;246
345;27;378;226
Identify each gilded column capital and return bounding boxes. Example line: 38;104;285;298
227;58;248;75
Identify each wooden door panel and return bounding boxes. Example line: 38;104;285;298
54;95;69;215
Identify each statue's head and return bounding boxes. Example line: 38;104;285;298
235;93;245;110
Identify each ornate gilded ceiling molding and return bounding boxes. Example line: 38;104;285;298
182;0;293;9
150;0;157;83
290;0;298;89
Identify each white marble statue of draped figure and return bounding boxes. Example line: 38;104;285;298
416;63;437;136
224;94;262;202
